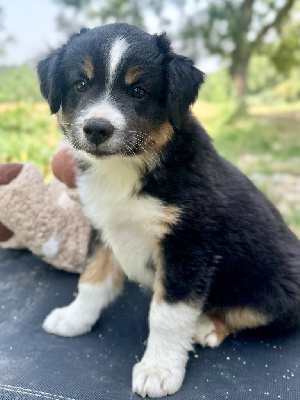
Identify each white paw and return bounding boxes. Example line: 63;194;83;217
194;314;219;348
132;361;184;398
43;306;94;337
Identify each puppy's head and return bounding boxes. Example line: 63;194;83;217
38;23;204;160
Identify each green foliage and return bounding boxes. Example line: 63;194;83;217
248;55;282;94
0;6;14;58
180;1;297;62
54;0;145;35
245;55;300;104
208;113;300;174
199;58;300;107
273;70;300;102
0;64;43;103
55;0;89;8
0;104;60;181
199;68;238;104
271;24;300;73
89;0;145;28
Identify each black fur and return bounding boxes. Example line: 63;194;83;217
38;49;64;114
154;32;205;128
38;23;300;331
143;114;300;326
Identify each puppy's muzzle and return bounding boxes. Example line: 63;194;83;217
83;118;115;146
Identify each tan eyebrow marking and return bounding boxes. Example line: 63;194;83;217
125;66;141;85
82;59;94;80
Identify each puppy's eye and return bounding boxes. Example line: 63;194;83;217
132;86;147;99
76;80;88;92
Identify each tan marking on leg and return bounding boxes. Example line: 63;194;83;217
79;246;124;290
152;248;165;303
222;307;271;332
209;316;231;345
82;59;94;80
152;205;182;302
145;122;174;153
196;307;271;347
125;66;140;85
195;313;232;347
207;307;271;336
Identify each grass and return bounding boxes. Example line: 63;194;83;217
193;101;300;174
209;113;300;175
0;99;299;236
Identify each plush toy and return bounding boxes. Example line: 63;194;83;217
0;145;91;273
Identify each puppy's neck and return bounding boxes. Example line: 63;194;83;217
77;152;158;197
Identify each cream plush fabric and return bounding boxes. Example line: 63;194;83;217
0;162;90;273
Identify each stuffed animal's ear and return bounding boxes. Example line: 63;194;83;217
37;49;63;114
167;55;204;128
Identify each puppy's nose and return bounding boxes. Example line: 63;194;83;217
83;118;114;145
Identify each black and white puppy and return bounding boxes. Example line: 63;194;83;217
38;23;300;398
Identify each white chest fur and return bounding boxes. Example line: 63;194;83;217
77;157;169;287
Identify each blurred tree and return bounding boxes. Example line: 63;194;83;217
54;0;145;35
271;23;300;74
54;0;91;36
179;0;297;107
0;7;13;59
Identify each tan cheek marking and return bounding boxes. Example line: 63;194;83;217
82;59;94;80
79;246;124;290
125;66;140;85
145;122;174;152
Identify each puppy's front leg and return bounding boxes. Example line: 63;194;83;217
43;245;124;337
132;287;200;398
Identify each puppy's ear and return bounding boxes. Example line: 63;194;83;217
37;48;63;114
167;56;204;128
155;33;205;128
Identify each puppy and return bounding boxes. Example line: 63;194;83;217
38;23;300;398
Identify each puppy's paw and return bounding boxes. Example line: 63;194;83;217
132;361;184;398
43;306;94;337
194;314;229;348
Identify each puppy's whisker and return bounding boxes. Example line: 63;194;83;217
121;139;140;160
130;133;164;162
137;144;160;165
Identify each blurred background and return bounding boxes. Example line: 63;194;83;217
0;0;299;236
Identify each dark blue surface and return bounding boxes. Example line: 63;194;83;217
0;248;299;400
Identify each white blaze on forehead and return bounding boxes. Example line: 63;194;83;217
108;37;129;86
